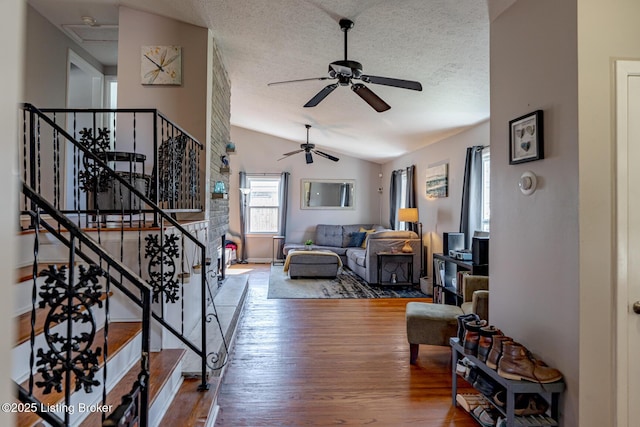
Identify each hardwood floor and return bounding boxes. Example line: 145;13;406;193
215;264;476;426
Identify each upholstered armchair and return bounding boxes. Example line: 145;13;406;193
405;275;489;364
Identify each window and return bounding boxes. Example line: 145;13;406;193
481;149;490;231
398;170;409;230
246;176;281;233
104;76;117;145
105;77;117;109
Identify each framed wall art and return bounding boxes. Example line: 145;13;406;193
425;163;448;198
509;110;544;165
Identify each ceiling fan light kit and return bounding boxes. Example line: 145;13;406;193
268;18;422;112
278;124;339;164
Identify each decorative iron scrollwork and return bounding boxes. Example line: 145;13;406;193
206;351;221;370
77;127;111;192
158;134;188;203
35;264;105;394
144;234;181;303
188;148;197;197
205;312;227;370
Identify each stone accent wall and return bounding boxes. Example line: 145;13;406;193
208;37;231;256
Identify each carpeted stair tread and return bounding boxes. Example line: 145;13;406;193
158;377;220;427
80;348;186;427
16;322;141;427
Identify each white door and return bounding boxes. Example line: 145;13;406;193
616;60;640;427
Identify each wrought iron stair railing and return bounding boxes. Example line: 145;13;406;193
18;183;153;427
20;103;203;228
16;104;226;427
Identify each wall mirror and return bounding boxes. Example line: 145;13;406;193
301;179;355;209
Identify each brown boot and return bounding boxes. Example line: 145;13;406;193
486;335;512;370
463;320;487;357
498;342;563;383
478;326;501;363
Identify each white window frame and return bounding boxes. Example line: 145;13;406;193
481;148;490;232
398;170;409;230
246;175;282;234
104;76;117;141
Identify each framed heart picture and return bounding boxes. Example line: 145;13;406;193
509;110;543;164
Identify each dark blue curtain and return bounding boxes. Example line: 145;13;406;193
389;170;402;229
405;165;417;233
460;146;484;248
278;172;290;255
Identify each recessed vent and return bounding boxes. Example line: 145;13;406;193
61;24;118;44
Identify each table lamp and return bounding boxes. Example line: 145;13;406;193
398;207;423;277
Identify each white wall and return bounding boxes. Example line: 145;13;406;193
381;121;490;278
117;7;209;143
24;5;103;106
23;6;106;206
1;0;23;425
229;126;382;261
117;7;210;219
68;65;95;108
578;1;640;425
491;1;579;426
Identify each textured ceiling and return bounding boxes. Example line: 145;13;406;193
27;0;513;163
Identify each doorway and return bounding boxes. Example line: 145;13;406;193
615;59;640;427
65;49;104;210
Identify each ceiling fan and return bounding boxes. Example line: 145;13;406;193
278;124;339;164
268;18;422;112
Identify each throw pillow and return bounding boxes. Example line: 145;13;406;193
359;227;376;248
347;232;366;247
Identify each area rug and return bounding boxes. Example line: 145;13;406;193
268;265;428;299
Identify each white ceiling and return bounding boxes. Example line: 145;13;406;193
28;0;515;164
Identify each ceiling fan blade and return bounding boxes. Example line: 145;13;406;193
313;150;339;162
282;148;304;156
268;77;334;86
277;149;304;161
304;83;339;107
305;152;314;164
351;83;391;112
360;75;423;91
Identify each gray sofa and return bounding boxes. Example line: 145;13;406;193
283;224;421;284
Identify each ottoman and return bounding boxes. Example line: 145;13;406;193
405;301;463;364
284;250;342;279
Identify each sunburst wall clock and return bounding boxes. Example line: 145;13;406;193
141;46;182;85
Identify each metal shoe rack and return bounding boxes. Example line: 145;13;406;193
450;338;565;426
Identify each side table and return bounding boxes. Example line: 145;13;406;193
376;252;414;285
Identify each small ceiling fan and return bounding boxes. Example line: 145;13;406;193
268;18;422;112
278;124;339;164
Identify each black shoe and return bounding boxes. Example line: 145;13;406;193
465;366;479;384
456;313;480;342
472;372;498;396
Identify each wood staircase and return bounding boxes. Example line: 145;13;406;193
15;103;245;426
13;228;248;427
